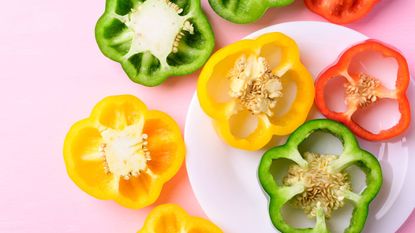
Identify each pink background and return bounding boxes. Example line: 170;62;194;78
0;0;414;232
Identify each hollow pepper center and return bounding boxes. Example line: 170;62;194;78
283;152;352;218
99;124;151;180
228;55;283;116
345;73;380;108
121;0;194;66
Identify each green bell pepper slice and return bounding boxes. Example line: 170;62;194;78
95;0;215;86
209;0;294;24
258;119;382;233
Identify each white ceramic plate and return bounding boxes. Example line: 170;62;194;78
185;21;415;233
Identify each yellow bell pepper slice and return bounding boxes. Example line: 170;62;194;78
63;95;185;209
197;32;314;151
138;204;223;233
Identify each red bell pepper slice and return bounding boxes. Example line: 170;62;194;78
304;0;380;24
315;40;411;141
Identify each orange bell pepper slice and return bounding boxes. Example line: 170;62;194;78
63;95;185;209
197;32;315;151
138;204;223;233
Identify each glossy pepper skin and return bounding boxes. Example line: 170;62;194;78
95;0;214;86
304;0;379;24
315;40;411;141
258;119;382;233
63;95;185;209
198;32;314;151
209;0;294;24
138;204;223;233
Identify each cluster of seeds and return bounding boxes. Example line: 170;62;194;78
100;133;151;180
160;0;195;54
283;152;352;218
173;21;194;53
345;73;380;108
228;55;283;116
163;0;183;13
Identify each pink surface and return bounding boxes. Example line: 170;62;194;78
0;0;413;232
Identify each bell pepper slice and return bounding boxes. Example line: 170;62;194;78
209;0;294;24
315;40;411;141
304;0;379;24
258;119;382;233
197;32;315;151
95;0;215;86
63;95;185;209
138;204;223;233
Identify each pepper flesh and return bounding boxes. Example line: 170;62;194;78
63;95;185;209
209;0;294;24
258;119;382;233
137;204;223;233
304;0;380;24
95;0;214;86
197;32;315;151
315;40;411;141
